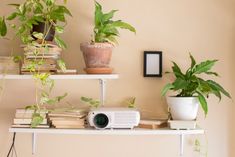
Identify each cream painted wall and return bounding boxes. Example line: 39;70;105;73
0;0;235;157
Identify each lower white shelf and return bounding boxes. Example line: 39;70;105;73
9;127;204;135
9;127;204;157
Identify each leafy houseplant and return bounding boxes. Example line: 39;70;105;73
161;54;231;120
80;1;136;74
0;0;72;127
1;0;72;48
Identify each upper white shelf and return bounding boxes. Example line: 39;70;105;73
9;127;204;135
0;74;119;80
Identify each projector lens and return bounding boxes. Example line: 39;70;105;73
94;113;109;129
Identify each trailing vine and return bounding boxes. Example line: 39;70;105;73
0;0;72;127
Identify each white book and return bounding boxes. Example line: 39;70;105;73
12;124;50;128
16;109;48;114
14;118;47;125
15;113;46;119
26;56;59;59
168;120;196;130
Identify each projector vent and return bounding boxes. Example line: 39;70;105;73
114;112;137;124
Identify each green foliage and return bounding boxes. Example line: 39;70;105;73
0;0;71;127
12;55;22;63
94;1;136;44
126;97;136;108
57;59;67;72
31;113;44;128
81;96;100;108
194;138;208;157
1;0;72;48
161;53;231;116
55;35;67;49
0;17;7;37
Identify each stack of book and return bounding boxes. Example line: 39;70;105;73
12;109;49;128
48;109;88;129
21;44;62;74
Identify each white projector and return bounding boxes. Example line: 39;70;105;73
88;108;140;129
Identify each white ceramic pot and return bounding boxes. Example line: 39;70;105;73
166;96;199;120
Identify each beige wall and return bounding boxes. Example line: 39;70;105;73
0;0;235;157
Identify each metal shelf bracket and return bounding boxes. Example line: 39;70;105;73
32;133;36;155
99;79;106;106
180;134;184;156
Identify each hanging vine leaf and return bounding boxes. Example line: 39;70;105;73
0;17;7;37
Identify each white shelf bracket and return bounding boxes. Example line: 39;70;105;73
180;134;184;157
32;133;37;155
99;79;106;106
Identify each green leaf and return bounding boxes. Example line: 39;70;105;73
54;35;67;49
81;96;100;108
197;92;208;116
193;60;218;74
102;10;118;22
172;78;189;90
0;17;7;37
13;55;22;63
19;4;26;14
46;0;55;6
81;97;92;102
57;59;67;72
106;35;118;45
25;105;38;110
8;4;20;7
207;80;231;98
55;26;64;34
171;62;185;79
7;12;18;20
32;32;44;39
197;78;211;93
60;6;72;17
102;25;119;35
161;83;174;96
189;53;196;69
112;21;136;33
209;85;222;101
31;113;44;128
205;71;219;76
127;97;136;108
95;1;103;26
55;93;68;102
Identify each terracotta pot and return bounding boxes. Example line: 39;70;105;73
32;22;55;41
80;42;114;68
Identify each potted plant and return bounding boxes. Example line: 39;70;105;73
80;1;136;74
161;54;231;120
1;0;72;48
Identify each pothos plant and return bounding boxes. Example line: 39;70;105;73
93;1;136;44
1;0;72;48
0;0;72;127
161;54;231;116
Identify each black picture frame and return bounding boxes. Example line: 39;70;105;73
143;51;162;77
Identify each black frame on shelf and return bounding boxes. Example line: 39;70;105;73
143;51;162;77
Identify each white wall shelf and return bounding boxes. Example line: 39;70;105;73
6;74;204;156
0;74;119;80
9;127;204;135
9;127;204;156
